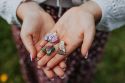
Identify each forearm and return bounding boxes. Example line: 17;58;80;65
79;1;102;23
92;0;125;31
0;0;22;24
0;0;45;25
79;0;125;31
17;1;45;21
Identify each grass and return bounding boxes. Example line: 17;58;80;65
0;18;24;83
94;27;125;83
0;18;125;83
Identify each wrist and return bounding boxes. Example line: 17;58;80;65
78;1;102;23
17;1;45;21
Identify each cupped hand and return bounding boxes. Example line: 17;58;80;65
17;2;66;79
37;1;102;70
17;2;56;60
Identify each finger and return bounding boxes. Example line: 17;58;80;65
37;51;56;67
42;67;55;79
39;40;48;47
36;40;48;52
46;54;65;70
37;43;57;66
20;34;36;61
46;43;72;69
81;27;95;58
53;66;65;78
36;50;46;61
36;40;48;60
59;61;66;70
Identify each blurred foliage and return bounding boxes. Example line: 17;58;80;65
0;18;24;83
0;18;125;83
94;27;125;83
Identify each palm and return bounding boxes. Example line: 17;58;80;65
39;7;95;69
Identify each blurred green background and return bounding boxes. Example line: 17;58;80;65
0;18;125;83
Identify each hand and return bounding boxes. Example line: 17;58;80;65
17;2;66;79
17;2;55;60
37;1;102;69
35;41;66;79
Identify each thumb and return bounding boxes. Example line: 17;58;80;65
81;29;95;59
20;34;36;61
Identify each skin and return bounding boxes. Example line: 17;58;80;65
37;0;102;76
17;2;65;79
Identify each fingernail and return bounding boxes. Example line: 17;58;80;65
30;54;33;61
85;52;88;59
60;75;65;79
51;78;54;81
62;68;66;71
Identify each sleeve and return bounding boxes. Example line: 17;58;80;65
0;0;46;26
0;0;23;25
93;0;125;31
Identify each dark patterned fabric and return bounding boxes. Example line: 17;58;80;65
11;4;109;83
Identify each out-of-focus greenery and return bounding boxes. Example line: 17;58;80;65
94;26;125;83
0;18;24;83
0;18;125;83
